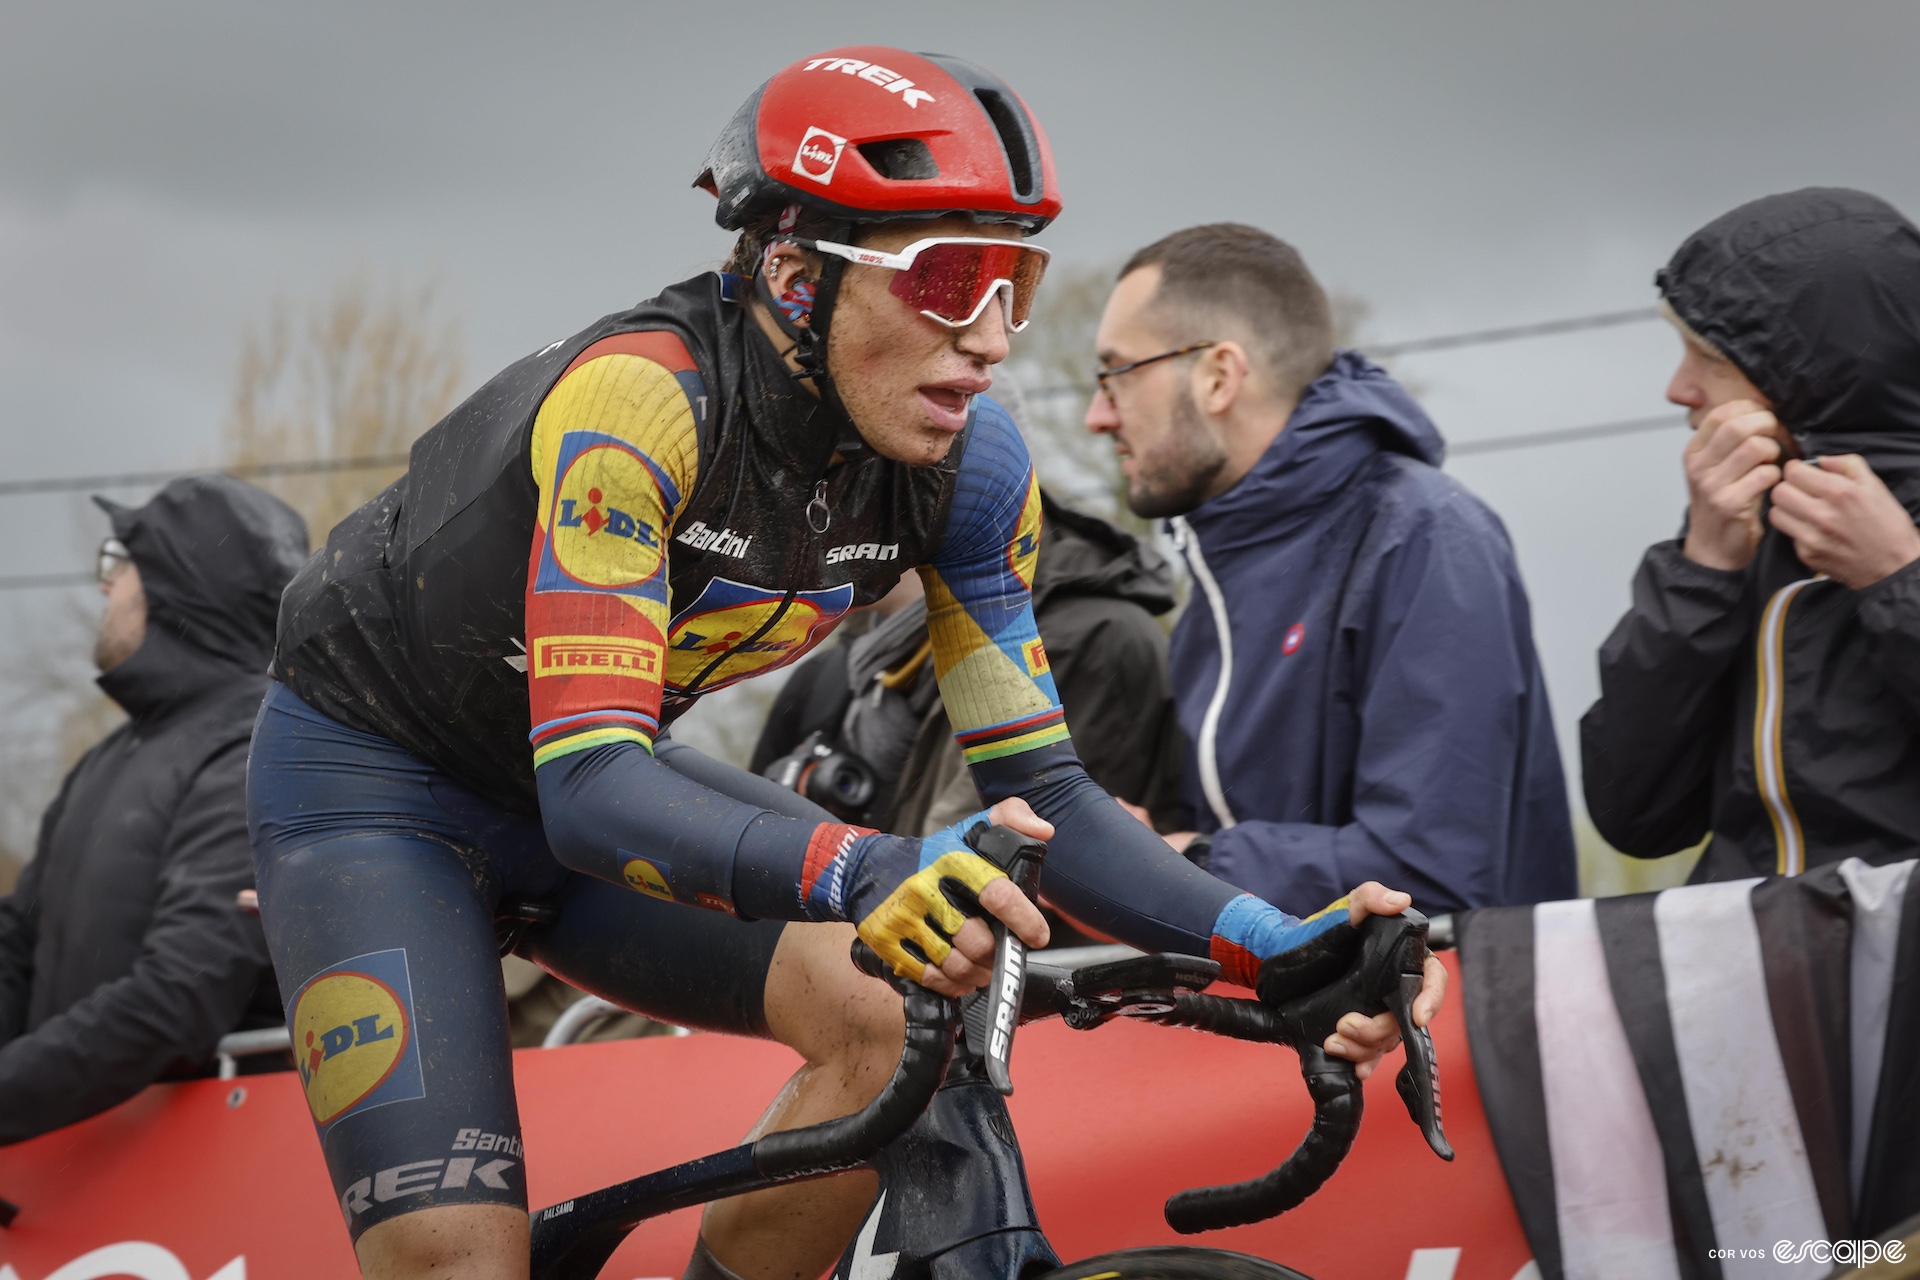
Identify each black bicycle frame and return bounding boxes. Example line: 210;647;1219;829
527;826;1451;1280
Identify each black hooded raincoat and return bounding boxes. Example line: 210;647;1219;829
0;475;307;1143
1582;188;1920;880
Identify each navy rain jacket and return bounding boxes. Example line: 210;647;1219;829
1167;351;1576;917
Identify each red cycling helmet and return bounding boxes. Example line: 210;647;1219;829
697;46;1062;233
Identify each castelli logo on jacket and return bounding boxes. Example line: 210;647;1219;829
801;57;936;109
794;126;848;185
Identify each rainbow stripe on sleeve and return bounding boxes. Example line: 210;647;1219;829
953;706;1070;766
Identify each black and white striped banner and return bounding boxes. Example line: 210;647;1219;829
1459;858;1919;1280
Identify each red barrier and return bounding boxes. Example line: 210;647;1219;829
0;954;1533;1279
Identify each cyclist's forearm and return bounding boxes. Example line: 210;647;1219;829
970;744;1247;957
535;742;831;921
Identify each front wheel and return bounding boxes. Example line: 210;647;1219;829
1038;1247;1316;1279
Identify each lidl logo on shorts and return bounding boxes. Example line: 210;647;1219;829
1021;637;1050;677
618;850;673;901
665;576;854;694
538;431;680;594
290;948;426;1128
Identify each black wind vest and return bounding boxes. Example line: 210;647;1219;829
275;273;969;812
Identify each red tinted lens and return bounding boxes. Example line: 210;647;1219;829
889;242;1048;327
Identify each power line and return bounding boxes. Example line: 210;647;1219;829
0;413;1691;593
1450;412;1685;458
0;572;94;593
1023;304;1663;402
1366;306;1661;358
0;451;412;500
0;306;1666;498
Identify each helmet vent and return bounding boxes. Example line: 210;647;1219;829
972;88;1038;202
856;138;940;181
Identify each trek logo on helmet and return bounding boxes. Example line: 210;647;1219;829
794;126;848;186
800;56;936;108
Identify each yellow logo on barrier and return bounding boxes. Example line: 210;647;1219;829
293;971;411;1125
549;442;666;589
532;634;664;681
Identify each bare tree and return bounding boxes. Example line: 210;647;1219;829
227;275;465;540
1003;263;1142;529
0;276;464;888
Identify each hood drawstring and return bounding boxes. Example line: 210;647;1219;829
1170;516;1238;832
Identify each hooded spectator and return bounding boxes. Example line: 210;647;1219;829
0;474;308;1144
1583;188;1920;880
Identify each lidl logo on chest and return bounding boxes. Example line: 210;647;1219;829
826;541;900;565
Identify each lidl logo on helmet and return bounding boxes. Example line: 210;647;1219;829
794;127;848;186
800;57;936;109
290;948;426;1128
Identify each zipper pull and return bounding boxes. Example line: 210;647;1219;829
806;479;831;533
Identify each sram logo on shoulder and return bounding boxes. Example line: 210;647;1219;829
794;126;848;186
802;56;936;109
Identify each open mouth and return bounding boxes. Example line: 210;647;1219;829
917;386;976;433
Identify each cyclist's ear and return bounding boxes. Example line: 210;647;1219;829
760;241;822;321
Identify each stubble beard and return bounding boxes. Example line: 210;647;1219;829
1125;390;1227;520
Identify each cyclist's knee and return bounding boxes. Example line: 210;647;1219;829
763;921;904;1069
354;1203;528;1280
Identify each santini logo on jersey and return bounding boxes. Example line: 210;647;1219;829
825;542;900;565
801;57;936;108
676;521;753;558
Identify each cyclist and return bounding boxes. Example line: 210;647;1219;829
249;46;1447;1280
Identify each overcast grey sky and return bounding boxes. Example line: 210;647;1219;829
5;0;1919;802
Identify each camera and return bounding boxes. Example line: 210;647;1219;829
761;730;879;821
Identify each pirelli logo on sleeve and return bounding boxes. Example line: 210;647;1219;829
532;634;665;680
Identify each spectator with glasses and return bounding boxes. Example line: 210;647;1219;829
0;475;307;1144
1088;223;1577;917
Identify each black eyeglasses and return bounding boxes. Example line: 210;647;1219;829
1092;341;1216;400
97;537;131;584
